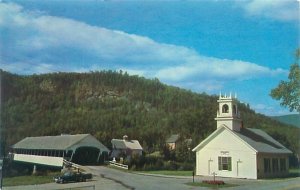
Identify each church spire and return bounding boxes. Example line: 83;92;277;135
215;93;242;131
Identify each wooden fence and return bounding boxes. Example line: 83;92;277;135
109;161;128;170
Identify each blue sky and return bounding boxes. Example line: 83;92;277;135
0;0;299;116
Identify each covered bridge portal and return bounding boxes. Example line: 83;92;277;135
11;134;109;167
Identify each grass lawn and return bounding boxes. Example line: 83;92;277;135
289;168;300;177
3;172;60;186
186;182;238;188
139;170;193;176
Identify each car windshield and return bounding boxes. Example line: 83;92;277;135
63;172;72;176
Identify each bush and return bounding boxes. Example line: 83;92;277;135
162;161;178;170
127;154;194;171
178;162;194;171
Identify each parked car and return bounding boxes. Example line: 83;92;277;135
54;171;92;184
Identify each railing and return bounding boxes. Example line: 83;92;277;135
109;161;128;170
63;159;82;171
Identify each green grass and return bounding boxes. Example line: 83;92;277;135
289;168;300;174
3;172;61;186
289;168;300;176
186;182;238;188
139;170;193;176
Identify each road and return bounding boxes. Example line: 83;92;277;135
88;166;194;190
4;166;300;190
87;166;300;190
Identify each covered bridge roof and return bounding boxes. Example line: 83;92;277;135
12;134;109;153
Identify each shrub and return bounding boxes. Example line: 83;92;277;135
177;162;194;171
163;161;178;170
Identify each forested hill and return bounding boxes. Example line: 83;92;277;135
1;70;299;156
271;114;300;128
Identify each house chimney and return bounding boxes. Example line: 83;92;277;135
123;135;128;141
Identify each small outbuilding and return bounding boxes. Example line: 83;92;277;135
166;134;192;150
166;134;180;150
11;134;109;167
192;94;292;179
111;135;143;160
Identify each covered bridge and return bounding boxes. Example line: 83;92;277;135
11;134;109;167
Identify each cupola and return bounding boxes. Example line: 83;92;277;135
215;93;242;131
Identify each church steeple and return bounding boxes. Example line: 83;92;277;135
215;93;242;131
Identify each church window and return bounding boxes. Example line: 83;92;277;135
280;158;286;171
264;158;271;173
232;105;237;115
222;104;229;113
218;156;232;171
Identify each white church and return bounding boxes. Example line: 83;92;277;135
192;94;292;179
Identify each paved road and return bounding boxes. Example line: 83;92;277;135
4;166;300;190
88;166;194;190
87;166;300;190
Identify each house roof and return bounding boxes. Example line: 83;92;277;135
193;126;292;154
111;139;143;150
12;134;109;153
166;134;180;143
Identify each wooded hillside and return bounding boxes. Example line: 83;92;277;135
271;114;300;128
1;70;299;160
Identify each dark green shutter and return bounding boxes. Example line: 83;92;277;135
228;157;232;171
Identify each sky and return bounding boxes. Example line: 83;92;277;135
0;0;299;116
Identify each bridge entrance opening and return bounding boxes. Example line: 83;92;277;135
72;147;100;165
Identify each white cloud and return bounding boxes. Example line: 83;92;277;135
0;2;287;92
252;103;297;116
238;0;299;22
0;62;57;74
155;57;287;82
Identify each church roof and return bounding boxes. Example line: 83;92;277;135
111;139;143;150
12;134;110;153
192;126;292;154
233;128;291;154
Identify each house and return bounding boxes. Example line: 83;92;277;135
166;134;180;150
166;134;192;150
192;94;292;179
11;134;110;167
111;135;143;160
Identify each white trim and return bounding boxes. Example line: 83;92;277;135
192;125;257;153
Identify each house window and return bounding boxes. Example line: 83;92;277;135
222;104;229;113
264;158;271;173
218;157;232;171
272;158;279;172
280;158;286;171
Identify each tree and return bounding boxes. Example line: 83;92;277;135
270;49;300;113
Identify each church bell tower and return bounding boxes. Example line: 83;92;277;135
215;93;242;131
